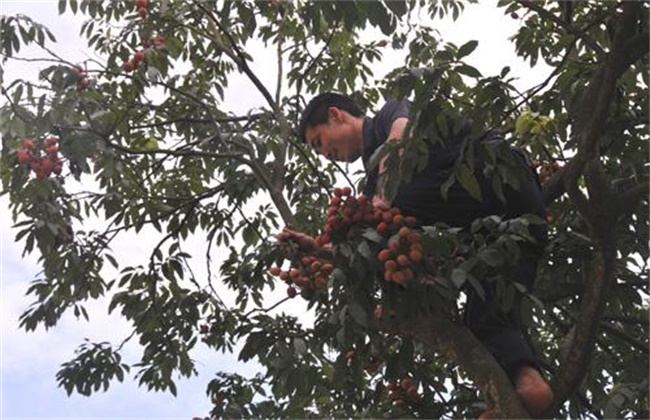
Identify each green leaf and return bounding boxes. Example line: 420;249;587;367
451;268;466;288
357;241;372;260
456;64;482;78
361;228;383;243
242;224;257;247
515;112;534;136
348;301;367;327
457;40;478;59
385;0;408;17
293;338;307;356
477;248;502;266
467;275;485;300
456;164;482;201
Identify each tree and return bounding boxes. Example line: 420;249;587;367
1;0;647;418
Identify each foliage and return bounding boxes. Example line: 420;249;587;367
1;0;648;418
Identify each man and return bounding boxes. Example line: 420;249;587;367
281;92;553;418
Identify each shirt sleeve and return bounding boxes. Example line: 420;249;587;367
362;99;410;198
374;99;411;143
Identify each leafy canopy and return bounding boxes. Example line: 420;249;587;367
1;0;647;418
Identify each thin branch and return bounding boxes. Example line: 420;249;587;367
104;139;246;161
242;296;290;318
236;206;268;246
148;200;200;278
294;30;337;123
0;53;67;65
599;321;649;353
195;1;280;117
602;315;649;326
501;36;577;125
129;113;263;130
205;180;255;299
617;181;649;213
516;0;605;57
275;20;283;106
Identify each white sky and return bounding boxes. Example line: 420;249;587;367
0;1;551;418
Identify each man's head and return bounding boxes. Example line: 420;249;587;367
298;93;365;162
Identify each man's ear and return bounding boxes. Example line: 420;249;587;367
327;106;343;123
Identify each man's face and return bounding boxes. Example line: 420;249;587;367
304;107;361;162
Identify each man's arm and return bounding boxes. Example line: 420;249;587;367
373;117;410;209
277;227;333;260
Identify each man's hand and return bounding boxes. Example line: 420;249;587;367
277;227;333;260
372;194;391;210
277;227;318;253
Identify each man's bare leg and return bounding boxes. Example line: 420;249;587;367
478;365;554;419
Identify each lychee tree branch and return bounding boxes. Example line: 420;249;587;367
544;2;647;413
516;0;605;56
381;315;530;419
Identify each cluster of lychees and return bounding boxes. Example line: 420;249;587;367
532;160;562;185
316;187;424;286
271;187;426;296
315;186;376;246
123;1;165;73
123;37;166;74
376;214;422;285
345;348;386;374
270;255;334;299
142;36;166;49
73;64;90;92
16;136;63;180
387;376;421;407
134;0;148;18
532;160;562;224
122;49;147;73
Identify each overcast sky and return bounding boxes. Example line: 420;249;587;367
0;1;551;418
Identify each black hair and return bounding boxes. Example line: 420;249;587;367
298;92;364;143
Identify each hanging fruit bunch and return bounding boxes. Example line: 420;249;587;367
314;186;376;246
269;255;334;299
15;136;63;181
270;186;430;298
314;187;426;287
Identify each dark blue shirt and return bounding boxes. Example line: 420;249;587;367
360;99;487;227
361;99;411;198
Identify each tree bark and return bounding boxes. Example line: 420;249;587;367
540;2;647;414
382;316;530;419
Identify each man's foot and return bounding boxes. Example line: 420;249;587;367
514;365;554;417
477;366;553;419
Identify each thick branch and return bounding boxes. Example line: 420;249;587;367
548;235;616;415
382;316;530;419
620;31;649;70
542;3;647;206
577;2;644;158
193;3;298;226
543;7;645;410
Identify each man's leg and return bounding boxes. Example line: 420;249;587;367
467;250;553;418
478;365;553;419
513;365;554;417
